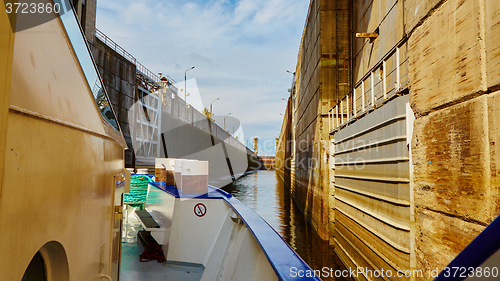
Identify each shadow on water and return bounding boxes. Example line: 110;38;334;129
222;170;352;281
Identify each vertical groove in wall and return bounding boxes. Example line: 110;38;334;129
407;100;417;278
479;0;488;92
483;94;491;221
337;0;351;104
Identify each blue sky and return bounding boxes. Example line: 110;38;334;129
96;0;309;155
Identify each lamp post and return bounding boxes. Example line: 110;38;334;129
210;97;219;117
184;66;195;106
224;113;231;130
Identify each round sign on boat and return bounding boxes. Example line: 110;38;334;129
194;203;207;217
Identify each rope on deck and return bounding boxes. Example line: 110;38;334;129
124;175;153;207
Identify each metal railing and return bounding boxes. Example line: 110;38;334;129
95;29;176;85
329;41;408;134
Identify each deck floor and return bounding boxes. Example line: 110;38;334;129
120;212;204;281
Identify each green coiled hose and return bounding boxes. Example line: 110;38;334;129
124;175;152;207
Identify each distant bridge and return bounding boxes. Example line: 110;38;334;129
257;156;275;170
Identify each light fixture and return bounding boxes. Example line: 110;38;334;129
184;66;195;107
210;98;219;117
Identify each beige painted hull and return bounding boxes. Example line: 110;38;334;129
0;1;126;280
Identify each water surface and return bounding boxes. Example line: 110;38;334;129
223;170;351;281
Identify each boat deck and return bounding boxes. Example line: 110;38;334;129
121;214;204;281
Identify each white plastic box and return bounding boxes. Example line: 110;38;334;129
180;160;209;194
165;159;176;186
174;159;184;189
155;158;166;183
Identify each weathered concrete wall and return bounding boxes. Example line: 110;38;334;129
287;0;500;278
291;0;340;241
284;0;351;243
276;99;292;183
330;1;413;278
293;0;322;238
73;0;96;43
408;0;482;114
408;0;500;277
91;38;136;167
84;0;97;43
352;0;408;107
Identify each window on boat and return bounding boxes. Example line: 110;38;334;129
22;251;47;281
58;0;121;132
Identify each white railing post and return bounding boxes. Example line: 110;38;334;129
383;61;387;100
340;99;344;124
333;109;335;129
353;88;357;117
336;105;339;128
331;109;334;130
346;94;350;120
371;72;375;107
328;110;331;132
362;81;365;112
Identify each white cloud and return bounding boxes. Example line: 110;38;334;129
122;3;153;25
96;0;309;155
253;0;284;24
232;0;259;25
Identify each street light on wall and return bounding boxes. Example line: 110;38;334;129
224;113;231;130
184;66;195;107
210;97;219;117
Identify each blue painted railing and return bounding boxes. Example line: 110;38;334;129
434;214;500;281
149;182;322;281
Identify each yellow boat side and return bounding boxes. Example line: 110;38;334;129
0;1;126;280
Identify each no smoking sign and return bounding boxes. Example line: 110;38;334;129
194;203;207;217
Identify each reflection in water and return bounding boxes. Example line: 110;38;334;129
223;170;351;281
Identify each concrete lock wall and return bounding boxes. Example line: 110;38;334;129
332;1;413;279
90;38;136;167
408;0;500;276
276;98;292;184
276;0;500;279
287;0;348;241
